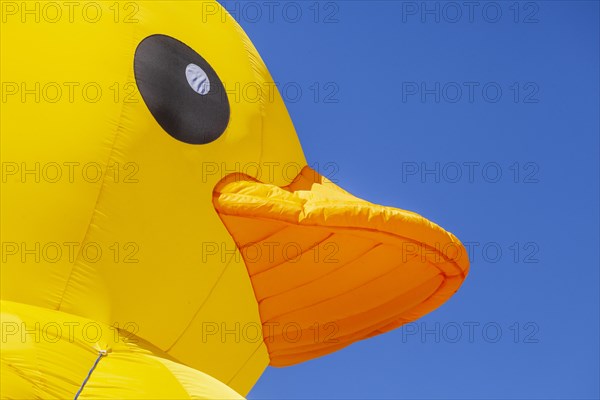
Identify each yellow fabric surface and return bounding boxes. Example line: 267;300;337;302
0;300;243;399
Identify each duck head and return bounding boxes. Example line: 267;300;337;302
1;1;468;395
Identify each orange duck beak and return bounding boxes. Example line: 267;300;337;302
214;166;469;367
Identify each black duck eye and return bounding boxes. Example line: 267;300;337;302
134;34;229;145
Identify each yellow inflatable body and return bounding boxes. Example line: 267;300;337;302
1;1;469;398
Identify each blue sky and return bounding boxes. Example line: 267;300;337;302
217;1;600;398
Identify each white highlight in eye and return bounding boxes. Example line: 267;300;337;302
185;63;210;95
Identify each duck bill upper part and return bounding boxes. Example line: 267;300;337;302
213;166;469;367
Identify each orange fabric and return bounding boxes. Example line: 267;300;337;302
214;167;469;366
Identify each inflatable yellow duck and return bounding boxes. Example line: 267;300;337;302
1;1;469;398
